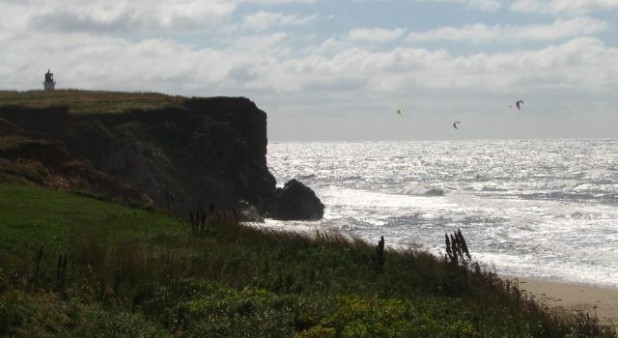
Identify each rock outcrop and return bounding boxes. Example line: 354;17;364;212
269;179;325;220
0;94;323;220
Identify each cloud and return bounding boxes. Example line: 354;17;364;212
242;11;317;30
270;36;617;94
237;0;317;4
513;17;608;40
238;36;617;96
348;27;406;42
407;23;500;43
416;0;501;11
356;0;500;11
407;17;608;43
459;0;501;11
2;23;616;96
510;0;618;14
231;32;290;53
459;37;618;91
25;1;237;34
1;1;616;116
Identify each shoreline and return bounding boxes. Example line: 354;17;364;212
503;275;618;326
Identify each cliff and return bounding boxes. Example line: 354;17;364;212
0;91;320;219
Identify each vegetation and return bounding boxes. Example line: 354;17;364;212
0;183;615;337
0;136;45;185
0;90;184;114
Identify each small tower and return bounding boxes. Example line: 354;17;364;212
43;69;56;91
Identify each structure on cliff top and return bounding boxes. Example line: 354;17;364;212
43;69;56;91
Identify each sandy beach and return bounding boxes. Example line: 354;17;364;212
505;276;618;327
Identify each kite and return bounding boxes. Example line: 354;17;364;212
515;100;524;110
453;121;460;129
396;108;403;117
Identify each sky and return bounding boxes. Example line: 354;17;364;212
1;0;617;141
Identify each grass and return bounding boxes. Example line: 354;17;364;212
0;136;47;186
0;90;184;114
0;135;38;153
0;183;615;337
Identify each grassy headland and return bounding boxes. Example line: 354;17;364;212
0;183;614;337
0;90;184;114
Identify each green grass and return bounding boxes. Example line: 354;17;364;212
0;184;181;270
0;183;615;337
0;89;184;114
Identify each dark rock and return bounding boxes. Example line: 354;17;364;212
269;179;324;220
236;200;263;222
0;138;151;205
0;105;74;139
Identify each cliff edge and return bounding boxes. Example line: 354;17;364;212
0;91;323;220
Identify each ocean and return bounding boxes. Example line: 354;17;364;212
264;139;618;288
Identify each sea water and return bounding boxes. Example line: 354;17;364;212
264;139;618;288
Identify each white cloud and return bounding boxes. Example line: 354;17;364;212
441;37;618;91
348;27;406;42
242;11;317;30
511;0;618;14
407;17;608;43
416;0;501;11
463;0;501;11
2;22;616;95
232;32;290;53
236;0;317;4
271;37;617;95
20;1;237;34
224;36;617;95
407;23;500;43
514;17;608;40
357;0;500;11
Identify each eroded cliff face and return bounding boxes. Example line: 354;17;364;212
0;97;278;217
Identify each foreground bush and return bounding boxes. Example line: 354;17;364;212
0;184;615;337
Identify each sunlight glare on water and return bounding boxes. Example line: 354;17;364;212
266;139;618;287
